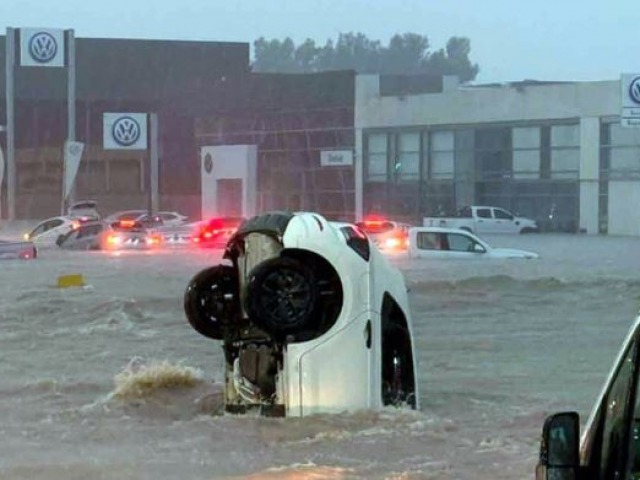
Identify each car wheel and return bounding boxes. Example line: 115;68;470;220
184;265;240;340
245;257;318;336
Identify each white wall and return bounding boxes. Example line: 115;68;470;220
356;75;619;129
609;181;640;236
200;145;257;220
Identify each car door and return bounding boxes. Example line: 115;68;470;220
445;231;486;258
74;224;104;250
410;230;447;258
492;207;518;233
474;207;494;234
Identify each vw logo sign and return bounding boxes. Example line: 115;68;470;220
629;77;640;105
112;116;141;147
204;153;213;174
28;32;58;64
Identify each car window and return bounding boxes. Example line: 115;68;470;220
494;208;514;220
160;213;176;221
447;233;476;252
476;208;492;219
416;232;442;250
77;224;103;239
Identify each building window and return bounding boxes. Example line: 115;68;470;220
366;133;388;182
512;127;540;179
395;132;420;181
607;123;640;178
429;130;454;179
550;124;579;179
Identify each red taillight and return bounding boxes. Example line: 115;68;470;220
203;231;213;239
71;220;81;230
146;234;162;245
119;219;136;228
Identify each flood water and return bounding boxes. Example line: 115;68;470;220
1;231;640;479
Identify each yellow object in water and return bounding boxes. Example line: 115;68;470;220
56;274;86;288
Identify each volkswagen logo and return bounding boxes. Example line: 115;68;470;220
630;77;640;105
112;116;141;146
28;32;58;64
204;153;213;174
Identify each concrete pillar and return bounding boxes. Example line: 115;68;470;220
579;117;600;234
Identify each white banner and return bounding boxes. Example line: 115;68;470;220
103;113;148;150
320;149;353;167
20;28;65;67
63;141;84;200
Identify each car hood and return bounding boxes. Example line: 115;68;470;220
489;247;539;259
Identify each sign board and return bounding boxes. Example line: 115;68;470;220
621;74;640;128
62;141;84;199
20;28;65;67
103;113;148;150
320;150;353;167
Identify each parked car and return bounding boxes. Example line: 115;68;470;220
67;200;100;222
0;239;37;260
184;211;419;417
354;215;411;253
156;211;188;226
536;313;640;480
423;205;539;234
103;210;187;227
24;216;81;247
408;227;539;259
192;216;245;248
56;221;162;251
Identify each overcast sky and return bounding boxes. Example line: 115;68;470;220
1;0;638;83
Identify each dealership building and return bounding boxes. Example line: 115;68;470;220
1;29;639;235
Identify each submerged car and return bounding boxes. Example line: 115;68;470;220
24;216;82;247
355;216;411;253
67;200;100;222
0;240;37;260
184;211;419;417
408;227;539;259
56;221;162;251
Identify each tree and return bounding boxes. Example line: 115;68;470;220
252;32;479;82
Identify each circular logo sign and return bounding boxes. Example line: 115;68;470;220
204;153;213;174
28;32;58;64
112;116;141;147
629;77;640;105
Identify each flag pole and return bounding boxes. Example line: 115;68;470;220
62;28;76;215
5;27;16;221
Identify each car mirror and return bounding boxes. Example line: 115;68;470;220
535;411;580;480
473;243;486;253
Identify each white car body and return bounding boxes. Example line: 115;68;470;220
408;227;539;259
184;211;419;417
25;216;80;247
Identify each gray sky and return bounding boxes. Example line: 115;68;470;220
1;0;638;83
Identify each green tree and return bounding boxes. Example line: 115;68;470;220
252;32;479;82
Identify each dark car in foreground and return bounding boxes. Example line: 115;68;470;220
0;240;37;260
56;221;162;251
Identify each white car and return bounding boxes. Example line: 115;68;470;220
184;211;419;417
24;216;81;247
103;210;188;227
408;227;539;259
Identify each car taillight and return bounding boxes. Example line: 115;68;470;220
120;220;136;228
71;220;81;230
146;234;162;245
107;234;122;245
384;237;403;249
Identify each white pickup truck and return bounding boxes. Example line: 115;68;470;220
423;205;538;234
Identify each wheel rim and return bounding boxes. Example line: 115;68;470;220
257;267;313;327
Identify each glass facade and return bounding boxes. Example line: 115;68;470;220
363;122;581;231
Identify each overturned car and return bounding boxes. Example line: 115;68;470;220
184;211;419;417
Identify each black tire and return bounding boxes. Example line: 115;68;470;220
244;257;318;336
184;265;240;340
